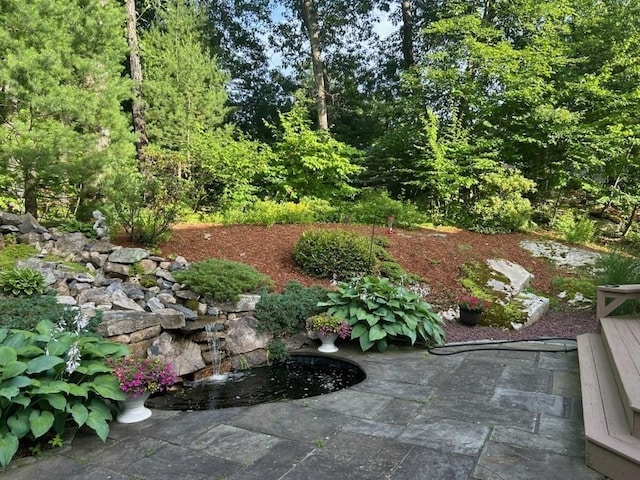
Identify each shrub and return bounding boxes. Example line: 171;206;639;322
319;276;445;352
254;281;330;337
265;338;290;364
0;318;129;468
593;253;640;315
173;259;274;302
465;170;535;233
341;190;428;228
0;294;101;333
0;267;45;296
55;218;97;238
293;229;377;281
553;210;596;244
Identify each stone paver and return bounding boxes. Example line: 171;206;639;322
2;344;605;480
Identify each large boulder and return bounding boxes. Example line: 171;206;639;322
148;332;205;376
224;316;271;356
108;247;149;264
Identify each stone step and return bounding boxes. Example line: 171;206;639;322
577;333;640;479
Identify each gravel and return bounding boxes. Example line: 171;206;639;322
443;309;598;344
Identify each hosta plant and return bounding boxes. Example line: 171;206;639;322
0;317;129;469
319;276;445;352
0;267;45;296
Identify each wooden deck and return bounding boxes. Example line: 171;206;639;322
577;285;640;479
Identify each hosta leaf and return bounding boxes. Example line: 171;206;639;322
8;410;31;438
0;346;17;366
0;386;19;401
0;432;19;469
368;324;387;341
358;331;374;351
26;355;64;374
67;402;89;427
32;380;71;395
1;360;28;379
351;323;368;339
46;336;73;357
89;398;113;420
68;383;89;398
29;410;55;438
2;375;32;389
15;345;45;358
86;411;109;441
44;393;67;411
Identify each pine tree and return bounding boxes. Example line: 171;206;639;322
0;0;134;217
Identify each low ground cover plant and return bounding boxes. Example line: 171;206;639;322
173;258;274;302
254;281;329;337
319;275;445;351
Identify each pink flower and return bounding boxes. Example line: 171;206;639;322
108;356;176;397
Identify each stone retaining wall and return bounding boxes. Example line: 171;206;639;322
0;211;272;379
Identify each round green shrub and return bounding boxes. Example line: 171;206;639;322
173;259;274;302
292;229;376;281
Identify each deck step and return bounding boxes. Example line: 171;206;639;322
577;333;640;479
601;317;640;438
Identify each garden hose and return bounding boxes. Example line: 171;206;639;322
427;337;578;355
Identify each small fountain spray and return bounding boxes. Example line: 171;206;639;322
205;322;229;382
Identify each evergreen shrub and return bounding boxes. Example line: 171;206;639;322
173;259;274;302
293;229;376;281
254;281;330;337
0;294;101;333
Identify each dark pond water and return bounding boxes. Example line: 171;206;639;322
146;354;366;411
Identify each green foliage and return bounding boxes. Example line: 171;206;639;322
266;100;363;201
293;230;376;281
551;276;598;307
0;0;134;217
341;190;429;228
254;282;329;337
0;319;129;468
265;339;290;364
173;259;274;302
0;268;45;297
0;294;100;334
108;169;181;247
318;276;445;352
593;253;640;315
553;211;596;244
0;244;38;271
465;167;536;233
227;198;335;226
55;219;97;239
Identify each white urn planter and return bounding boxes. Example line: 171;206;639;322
117;392;152;424
317;333;339;353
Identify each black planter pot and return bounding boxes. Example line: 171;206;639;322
459;309;482;326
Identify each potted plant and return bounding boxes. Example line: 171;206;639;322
306;313;352;353
108;355;176;423
457;295;490;326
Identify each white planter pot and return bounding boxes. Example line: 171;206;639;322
117;392;152;424
318;333;339;353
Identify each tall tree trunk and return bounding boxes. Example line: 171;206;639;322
620;203;639;238
23;164;38;217
401;0;414;68
125;0;149;169
299;0;329;130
